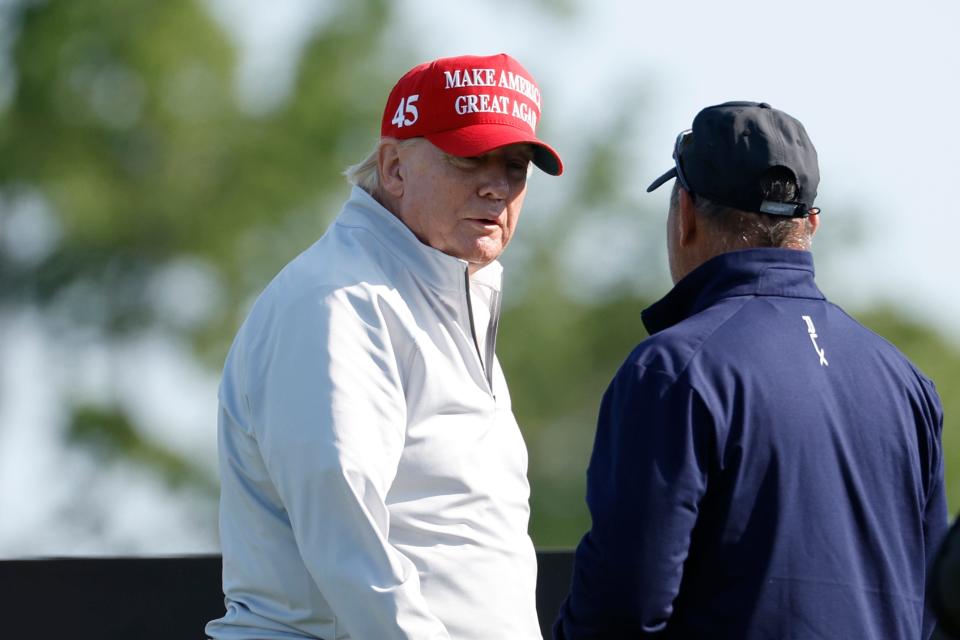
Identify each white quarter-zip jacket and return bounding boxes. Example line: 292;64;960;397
206;186;541;640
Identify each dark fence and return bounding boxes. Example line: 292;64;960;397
0;550;573;639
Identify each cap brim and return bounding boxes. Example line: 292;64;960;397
646;167;677;193
426;124;563;176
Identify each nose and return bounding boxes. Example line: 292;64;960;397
477;161;510;201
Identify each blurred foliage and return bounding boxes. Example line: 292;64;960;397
858;309;960;505
1;0;392;360
501;291;651;547
1;0;957;552
69;403;217;494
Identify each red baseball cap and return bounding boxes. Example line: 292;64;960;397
381;53;563;176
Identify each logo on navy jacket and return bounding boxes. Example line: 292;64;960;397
801;315;828;366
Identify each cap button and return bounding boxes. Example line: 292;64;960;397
758;102;771;108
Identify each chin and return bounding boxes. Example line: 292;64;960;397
462;241;505;264
464;253;496;268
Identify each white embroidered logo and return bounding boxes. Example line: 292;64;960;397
801;315;829;366
391;94;420;128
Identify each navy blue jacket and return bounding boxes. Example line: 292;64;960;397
555;248;947;639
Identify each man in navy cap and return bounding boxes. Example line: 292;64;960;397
555;101;947;639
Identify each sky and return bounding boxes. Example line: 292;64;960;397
2;0;958;557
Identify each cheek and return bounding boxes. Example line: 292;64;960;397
504;185;527;234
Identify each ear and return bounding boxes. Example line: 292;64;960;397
807;209;820;237
677;187;699;248
378;140;404;198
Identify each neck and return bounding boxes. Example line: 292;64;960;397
370;186;397;215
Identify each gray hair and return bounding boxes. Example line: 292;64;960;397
670;171;815;251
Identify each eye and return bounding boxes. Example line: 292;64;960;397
447;155;482;170
507;158;532;178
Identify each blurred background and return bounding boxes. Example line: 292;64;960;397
1;0;957;556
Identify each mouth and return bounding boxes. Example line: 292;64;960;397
465;217;501;229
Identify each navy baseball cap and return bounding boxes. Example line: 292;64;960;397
647;101;820;217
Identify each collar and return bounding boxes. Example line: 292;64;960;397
642;248;824;335
336;186;503;293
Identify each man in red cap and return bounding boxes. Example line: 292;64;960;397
207;53;562;640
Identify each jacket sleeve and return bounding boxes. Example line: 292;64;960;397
247;287;450;640
555;361;714;639
921;378;949;640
